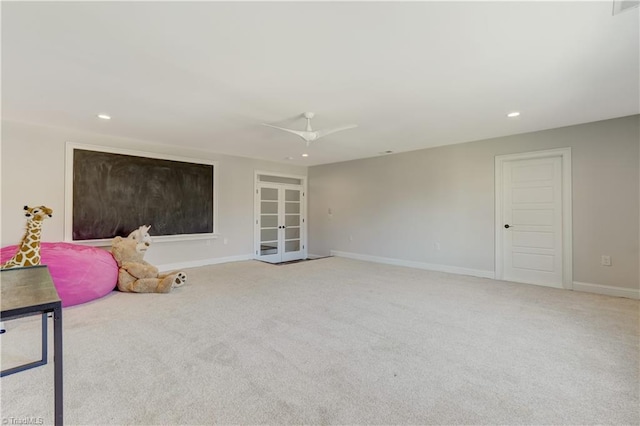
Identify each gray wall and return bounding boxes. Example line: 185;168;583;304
1;119;307;267
308;115;639;290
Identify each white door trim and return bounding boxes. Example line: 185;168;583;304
495;148;573;289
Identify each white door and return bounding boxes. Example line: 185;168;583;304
501;156;563;288
257;185;281;263
256;184;305;263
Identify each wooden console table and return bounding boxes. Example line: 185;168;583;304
1;265;63;426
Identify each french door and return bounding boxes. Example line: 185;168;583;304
255;183;305;263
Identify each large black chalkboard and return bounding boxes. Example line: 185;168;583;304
72;148;214;240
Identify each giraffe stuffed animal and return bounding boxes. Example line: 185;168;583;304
1;205;53;269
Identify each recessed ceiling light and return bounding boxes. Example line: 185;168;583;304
97;114;111;120
507;112;520;118
301;153;309;158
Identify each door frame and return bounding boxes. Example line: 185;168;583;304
254;171;307;262
494;148;573;289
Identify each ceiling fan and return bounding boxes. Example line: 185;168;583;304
262;112;357;146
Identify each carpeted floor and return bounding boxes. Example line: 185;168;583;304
1;257;638;425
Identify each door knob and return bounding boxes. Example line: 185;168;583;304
504;224;511;229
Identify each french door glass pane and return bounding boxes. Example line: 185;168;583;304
261;215;278;227
261;187;278;201
285;189;300;202
261;201;277;214
285;202;300;214
285;215;300;227
261;242;278;255
285;240;300;252
285;227;300;239
260;229;278;242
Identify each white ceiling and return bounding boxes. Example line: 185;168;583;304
2;1;638;166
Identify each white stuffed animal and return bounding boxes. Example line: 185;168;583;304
128;224;153;244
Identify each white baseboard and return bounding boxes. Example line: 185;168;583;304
573;281;640;300
158;254;253;272
330;250;495;279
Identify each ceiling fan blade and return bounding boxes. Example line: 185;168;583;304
262;123;306;139
315;124;358;139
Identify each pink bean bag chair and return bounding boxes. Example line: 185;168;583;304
1;242;118;307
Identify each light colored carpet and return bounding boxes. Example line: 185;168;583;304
1;257;638;425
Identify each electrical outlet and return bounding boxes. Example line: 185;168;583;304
601;255;611;266
349;235;353;242
434;242;441;251
223;238;229;245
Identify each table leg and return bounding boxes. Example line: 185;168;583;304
41;313;48;365
53;304;63;426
